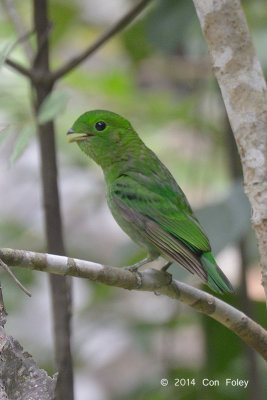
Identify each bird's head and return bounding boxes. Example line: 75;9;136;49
67;110;140;168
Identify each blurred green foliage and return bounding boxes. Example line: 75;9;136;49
0;0;266;399
196;181;252;255
37;89;68;124
146;0;204;55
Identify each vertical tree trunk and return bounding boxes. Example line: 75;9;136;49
225;116;263;400
192;0;267;303
32;1;74;399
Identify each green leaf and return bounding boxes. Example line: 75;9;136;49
9;124;34;165
122;20;153;64
0;40;14;68
37;90;68;124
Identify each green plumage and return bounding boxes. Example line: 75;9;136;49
68;110;234;294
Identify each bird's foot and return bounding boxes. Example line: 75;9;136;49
123;262;146;289
161;261;172;272
123;256;154;272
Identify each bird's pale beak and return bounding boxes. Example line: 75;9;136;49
67;129;93;143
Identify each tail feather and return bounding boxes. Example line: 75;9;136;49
201;252;234;294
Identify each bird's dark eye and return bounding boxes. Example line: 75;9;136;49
95;121;106;131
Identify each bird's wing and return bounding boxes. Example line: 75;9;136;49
111;175;211;253
110;175;210;281
124;167;210;247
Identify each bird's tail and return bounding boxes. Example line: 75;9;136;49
201;252;234;294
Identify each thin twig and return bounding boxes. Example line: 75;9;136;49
10;29;35;53
1;247;267;361
2;0;34;62
3;29;34;61
3;30;35;79
5;58;33;79
51;0;155;82
0;259;31;297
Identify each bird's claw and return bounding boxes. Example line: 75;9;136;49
122;256;153;272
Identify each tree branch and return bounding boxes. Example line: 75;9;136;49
0;259;31;297
4;58;33;79
51;0;155;82
192;0;267;304
1;247;267;361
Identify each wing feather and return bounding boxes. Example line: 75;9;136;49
112;189;208;282
111;175;210;253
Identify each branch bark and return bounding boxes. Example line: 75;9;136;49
192;0;267;302
1;247;267;362
0;331;56;400
225;115;264;400
2;262;53;399
51;0;155;82
0;285;7;328
1;272;55;399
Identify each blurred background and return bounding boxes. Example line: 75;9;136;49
0;0;266;399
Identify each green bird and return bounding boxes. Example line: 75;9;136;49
67;110;234;294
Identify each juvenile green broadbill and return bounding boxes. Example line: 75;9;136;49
68;110;233;294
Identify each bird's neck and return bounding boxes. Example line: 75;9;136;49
102;136;147;183
102;143;150;183
103;158;134;183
